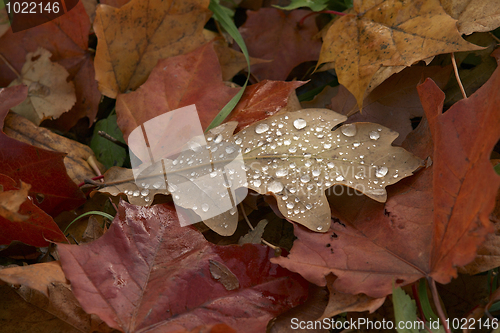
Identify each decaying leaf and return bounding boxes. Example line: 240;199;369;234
239;8;322;80
239;219;268;245
94;0;211;98
58;202;308;333
99;108;421;235
4;112;103;185
209;260;240;291
0;177;30;222
318;0;483;107
9;48;76;125
441;0;500;35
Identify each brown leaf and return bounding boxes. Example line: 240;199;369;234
329;65;451;145
116;42;239;142
441;0;500;35
239;8;322;80
4;112;103;184
238;219;268;245
0;262;116;333
318;0;483;108
226;80;305;132
0;179;30;222
271;50;500;298
0;5;8;38
94;0;211;98
209;260;240;291
9;48;76;125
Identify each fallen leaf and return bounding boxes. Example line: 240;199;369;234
329;65;451;145
239;219;268;245
271;50;500;298
0;261;116;333
392;287;420;333
116;42;239;142
81;0;98;24
0;1;100;130
321;276;386;319
213;38;269;81
0;86;86;216
441;0;500;35
0;174;68;247
94;0;211;98
58;202;309;333
3;111;103;185
239;8;322;80
100;109;422;235
209;260;240;291
318;0;482;108
8;47;75;124
0;5;9;38
226;80;305;132
99;0;131;7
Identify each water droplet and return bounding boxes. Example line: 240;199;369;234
315;127;323;132
369;131;380;140
229;207;237;215
276;169;288;177
301;175;310;183
327;162;335;168
316;226;323;231
172;159;178;166
141;189;149;196
202;203;209;212
287;202;294;209
210;171;218;178
268;181;284;193
293;118;307;130
255;123;269;134
210;145;218;152
305;161;312;167
226;146;236;154
341;124;357;137
288;146;297;153
144;197;150;202
244;147;251;153
235;138;242;145
312;169;321;177
353;142;361;147
289;187;297;193
253;179;261;187
324;143;332;149
304;153;312;158
306;204;312;210
153;182;162;189
336;175;344;181
133;190;140;197
289;162;296;168
214;134;223;143
257;141;264;147
284;139;291;145
376;166;388;178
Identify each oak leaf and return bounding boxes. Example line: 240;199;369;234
0;86;86;216
239;8;322;80
116;42;239;142
58;202;309;333
0;2;100;130
94;0;211;98
9;48;76;125
271;50;500;297
318;0;482;108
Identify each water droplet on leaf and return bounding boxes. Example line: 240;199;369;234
341;124;357;137
293;118;307;130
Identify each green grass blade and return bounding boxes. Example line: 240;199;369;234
64;211;115;234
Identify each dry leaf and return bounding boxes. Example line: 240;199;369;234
441;0;500;35
318;0;483;108
209;260;240;291
239;219;268;245
94;0;211;98
9;48;76;125
0;179;30;222
3;112;103;184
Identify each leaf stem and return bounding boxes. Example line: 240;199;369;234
451;52;467;99
0;53;21;78
98;131;129;149
427;277;451;333
299;10;346;27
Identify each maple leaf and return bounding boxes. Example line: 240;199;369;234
0;86;86;216
318;0;483;108
116;42;239;142
58;202;309;333
239;8;322;80
271;50;500;298
9;48;76;125
0;174;68;246
0;1;100;130
93;0;211;98
440;0;500;35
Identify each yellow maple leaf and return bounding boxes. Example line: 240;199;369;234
318;0;482;108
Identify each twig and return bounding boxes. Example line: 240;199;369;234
428;277;451;333
489;32;500;44
0;53;21;78
98;131;129;149
451;52;467;99
78;175;104;187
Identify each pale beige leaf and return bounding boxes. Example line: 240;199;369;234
441;0;500;35
9;48;76;125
